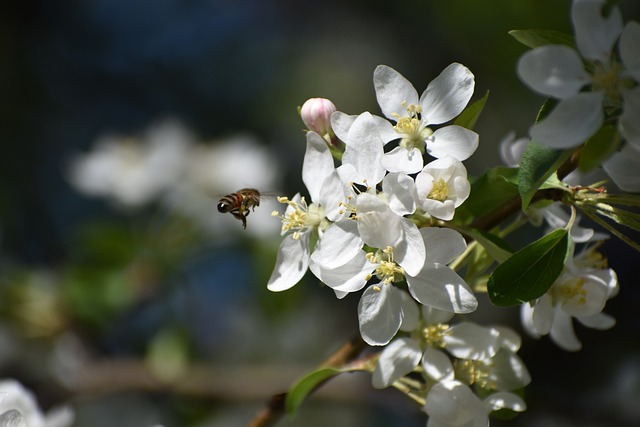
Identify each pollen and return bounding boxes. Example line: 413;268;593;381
423;324;449;348
454;359;495;389
366;246;405;285
428;178;449;201
554;277;588;305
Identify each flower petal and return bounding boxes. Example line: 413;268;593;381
311;219;363;269
267;233;310;292
577;312;616;330
302;131;335;202
490;350;532;390
319;170;347;221
374;65;419;120
399;290;420;332
517;45;590;98
421;63;475;125
483;392;527;412
443;323;501;360
358;284;403;346
425;381;487;427
427;125;479;161
383;172;417;216
357;193;402;249
422;347;454;382
309;250;372;294
372;337;422;388
572;0;623;62
407;263;477;313
530;92;604;148
531;294;554;335
381;146;424;174
620;21;640;81
331;111;357;142
620;86;640;149
342;112;386;186
394;218;426;277
421;306;454;325
603;144;640;192
549;310;582;351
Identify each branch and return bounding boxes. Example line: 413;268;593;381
247;335;366;427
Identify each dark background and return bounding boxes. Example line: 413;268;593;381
0;1;639;426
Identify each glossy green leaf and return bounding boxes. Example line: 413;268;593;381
286;368;342;416
466;229;513;263
487;228;569;306
508;29;574;49
517;141;572;210
454;90;489;131
464;167;519;218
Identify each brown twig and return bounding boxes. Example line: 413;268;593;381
247;335;366;427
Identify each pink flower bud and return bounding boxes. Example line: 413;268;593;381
300;98;336;138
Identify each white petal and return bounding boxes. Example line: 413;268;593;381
530;92;604;148
444;323;501;360
358;284;403;346
422;347;455;382
572;0;623;62
372;337;422;388
381;146;424;174
330;111;357;142
425;381;487;427
549;310;582;351
420;228;467;265
620;22;640;81
499;132;530;167
493;326;522;352
383;172;417;216
309;250;373;294
603;144;640;192
318;170;347;221
531;294;555;335
421;63;475;125
342;112;386;186
394;218;426;277
620;86;640;148
373;115;402;144
407;264;477;314
490;350;532;390
302;131;335;202
311;220;362;269
399;290;420;332
421;199;457;221
484;392;527;412
520;302;541;338
577;312;616;330
517;45;589;98
427;125;479;161
374;65;419;120
267;233;310;292
357;193;402;249
422;306;454;325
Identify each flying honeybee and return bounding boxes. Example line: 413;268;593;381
217;188;262;229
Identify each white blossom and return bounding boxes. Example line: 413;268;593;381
414;157;471;221
0;379;74;427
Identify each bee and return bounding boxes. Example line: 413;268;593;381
217;188;262;229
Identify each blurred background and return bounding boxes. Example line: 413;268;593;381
0;0;639;426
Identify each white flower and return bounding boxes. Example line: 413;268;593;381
68;119;191;207
0;379;74;427
517;1;640;149
415;157;471;221
603;141;640;192
267;131;345;292
424;380;526;427
521;243;618;351
371;64;478;174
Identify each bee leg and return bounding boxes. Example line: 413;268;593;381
231;211;247;229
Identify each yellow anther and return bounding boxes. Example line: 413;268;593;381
428;178;449;201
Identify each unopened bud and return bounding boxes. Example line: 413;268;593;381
300;98;336;139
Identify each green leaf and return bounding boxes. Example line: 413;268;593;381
464;167;519;218
508;29;574;49
578;125;621;172
517;141;572;210
465;229;513;263
454;90;489;131
285;368;343;416
487;228;570;306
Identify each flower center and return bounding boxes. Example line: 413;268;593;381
428;178;449;201
392;102;432;152
365;246;404;287
553;276;587;305
273;196;326;239
591;60;624;107
454;359;495;389
423;324;449;348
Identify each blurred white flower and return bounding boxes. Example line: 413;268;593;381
68;119;191;207
0;379;73;427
